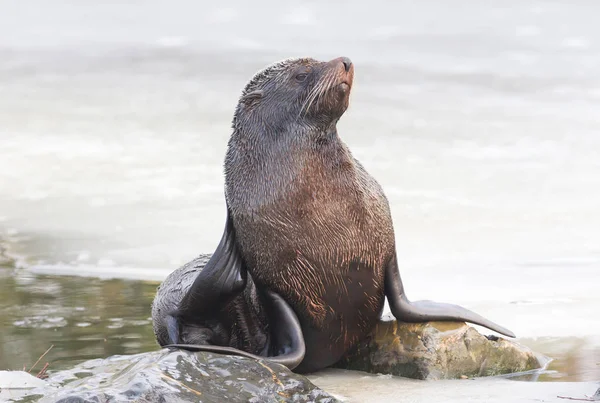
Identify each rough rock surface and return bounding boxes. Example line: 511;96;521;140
6;320;549;401
11;349;339;403
335;315;547;380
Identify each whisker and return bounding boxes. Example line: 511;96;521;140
301;78;323;117
299;82;316;116
299;67;340;118
317;71;336;111
308;81;324;111
309;72;331;112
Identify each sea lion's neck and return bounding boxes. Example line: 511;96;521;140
225;124;353;212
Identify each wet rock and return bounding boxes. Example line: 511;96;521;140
0;371;47;390
0;371;48;401
335;315;547;380
13;349;339;403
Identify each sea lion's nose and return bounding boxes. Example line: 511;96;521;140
341;57;352;72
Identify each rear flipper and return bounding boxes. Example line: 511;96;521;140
384;255;515;338
167;210;247;344
166;289;305;370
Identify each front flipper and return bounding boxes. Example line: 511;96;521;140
384;255;516;338
167;210;246;344
166;289;305;370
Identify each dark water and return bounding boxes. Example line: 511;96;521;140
0;264;157;373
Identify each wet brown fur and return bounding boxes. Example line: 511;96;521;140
225;57;397;372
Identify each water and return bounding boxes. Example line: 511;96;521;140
1;0;599;400
0;264;157;372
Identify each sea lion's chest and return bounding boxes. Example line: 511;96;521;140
233;152;393;292
230;148;395;370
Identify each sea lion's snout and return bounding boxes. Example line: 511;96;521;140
329;56;354;84
340;57;353;72
329;56;352;72
327;57;354;96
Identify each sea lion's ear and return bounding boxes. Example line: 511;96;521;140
240;89;264;107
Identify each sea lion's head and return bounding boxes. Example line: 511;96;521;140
232;57;354;134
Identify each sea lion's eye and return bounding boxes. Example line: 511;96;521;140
295;73;308;82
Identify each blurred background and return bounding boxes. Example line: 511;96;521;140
0;0;598;385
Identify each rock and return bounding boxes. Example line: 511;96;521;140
0;371;48;401
0;371;46;402
335;315;547;380
0;370;47;389
13;349;339;403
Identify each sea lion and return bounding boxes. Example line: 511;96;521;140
152;56;515;373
